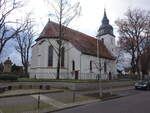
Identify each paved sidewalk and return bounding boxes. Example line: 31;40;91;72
0;86;135;113
31;94;67;108
32;86;134;113
52;90;148;113
0;109;3;113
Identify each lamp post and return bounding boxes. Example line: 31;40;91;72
37;91;40;113
96;36;103;97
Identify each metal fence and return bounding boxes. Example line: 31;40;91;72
29;72;109;80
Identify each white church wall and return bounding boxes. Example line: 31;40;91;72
68;43;82;72
80;54;115;80
98;34;116;56
31;44;39;68
30;39;80;79
30;38;117;80
38;41;47;67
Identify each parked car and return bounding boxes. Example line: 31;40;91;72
135;80;150;90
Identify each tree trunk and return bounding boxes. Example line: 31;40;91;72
135;56;142;80
131;55;136;74
56;44;61;79
23;64;29;77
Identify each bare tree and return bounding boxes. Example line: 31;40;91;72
0;0;26;55
141;46;150;75
15;17;34;74
46;0;81;79
116;47;126;69
115;8;150;79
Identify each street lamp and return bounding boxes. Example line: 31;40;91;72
96;36;103;97
37;90;40;113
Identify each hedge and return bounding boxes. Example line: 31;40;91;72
0;75;18;81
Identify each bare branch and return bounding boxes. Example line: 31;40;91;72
45;0;81;79
15;15;34;73
116;8;150;76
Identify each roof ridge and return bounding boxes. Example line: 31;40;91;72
50;21;98;40
36;20;115;60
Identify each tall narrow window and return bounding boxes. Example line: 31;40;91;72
48;45;53;66
61;47;65;67
104;62;107;73
72;60;75;71
90;60;92;72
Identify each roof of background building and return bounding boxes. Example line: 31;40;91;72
4;57;12;64
36;21;115;60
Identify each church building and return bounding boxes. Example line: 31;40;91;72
29;10;117;80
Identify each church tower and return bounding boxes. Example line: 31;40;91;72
97;9;116;56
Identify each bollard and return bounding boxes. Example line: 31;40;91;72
73;90;76;103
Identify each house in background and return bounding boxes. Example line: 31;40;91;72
3;57;12;72
29;10;116;80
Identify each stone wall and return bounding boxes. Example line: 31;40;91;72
0;81;134;91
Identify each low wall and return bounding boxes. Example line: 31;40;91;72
29;72;117;80
73;81;134;91
0;81;134;91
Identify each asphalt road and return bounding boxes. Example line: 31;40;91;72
53;90;150;113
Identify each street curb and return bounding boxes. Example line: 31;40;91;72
0;90;64;98
101;95;122;101
47;94;124;113
48;99;101;113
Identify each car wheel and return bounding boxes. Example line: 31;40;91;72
146;86;149;91
148;86;150;90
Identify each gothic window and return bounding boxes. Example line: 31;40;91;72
61;47;65;67
48;45;53;66
104;62;107;73
90;60;92;72
72;60;75;71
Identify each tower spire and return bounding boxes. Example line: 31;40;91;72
102;8;109;25
104;8;106;15
97;9;114;36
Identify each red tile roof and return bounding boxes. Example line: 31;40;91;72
36;21;115;60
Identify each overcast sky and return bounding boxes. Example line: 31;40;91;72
26;0;150;37
3;0;150;65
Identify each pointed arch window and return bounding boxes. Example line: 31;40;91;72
48;45;53;66
72;60;75;71
90;60;92;72
61;47;65;67
104;62;107;73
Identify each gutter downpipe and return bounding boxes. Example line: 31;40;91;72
80;53;82;80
